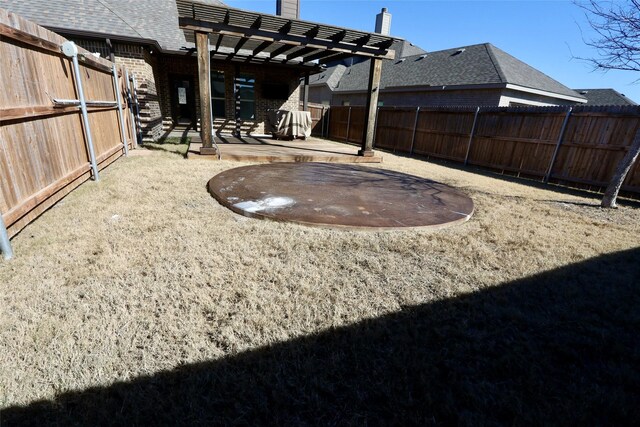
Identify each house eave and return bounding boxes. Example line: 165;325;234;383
45;26;163;52
504;83;587;103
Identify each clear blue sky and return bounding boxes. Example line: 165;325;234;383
225;0;640;103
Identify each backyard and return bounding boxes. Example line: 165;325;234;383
1;144;639;424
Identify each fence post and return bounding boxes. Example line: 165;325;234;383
409;106;421;155
320;106;325;137
544;106;573;184
124;68;137;149
112;64;129;156
132;75;142;146
0;214;13;260
346;106;352;143
326;107;331;139
62;41;99;181
464;107;481;166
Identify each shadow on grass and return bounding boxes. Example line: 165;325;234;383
3;248;639;425
141;143;189;158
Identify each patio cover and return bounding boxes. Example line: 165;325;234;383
176;0;400;156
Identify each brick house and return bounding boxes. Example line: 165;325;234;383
2;0;376;143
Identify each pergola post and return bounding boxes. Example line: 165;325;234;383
359;58;382;157
302;72;309;111
196;31;215;155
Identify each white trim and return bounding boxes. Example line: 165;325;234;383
504;84;587;103
499;96;556;107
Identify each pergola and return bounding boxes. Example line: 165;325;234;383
176;0;400;156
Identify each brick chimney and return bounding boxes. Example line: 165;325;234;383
276;0;300;19
375;7;391;35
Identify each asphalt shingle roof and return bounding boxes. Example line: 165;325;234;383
309;64;347;89
0;0;224;52
573;89;637;105
327;43;583;100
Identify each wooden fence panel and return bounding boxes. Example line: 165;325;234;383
304;103;326;136
346;107;365;145
468;110;566;177
413;109;475;161
550;109;640;192
325;103;640;197
0;10;131;238
375;108;414;152
328;106;350;141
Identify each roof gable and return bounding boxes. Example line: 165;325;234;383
486;44;580;99
573;88;637;105
331;43;584;101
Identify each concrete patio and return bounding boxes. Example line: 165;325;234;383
187;134;383;163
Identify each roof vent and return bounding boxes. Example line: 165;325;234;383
396;58;406;64
580;90;588;95
452;48;466;56
419;54;427;60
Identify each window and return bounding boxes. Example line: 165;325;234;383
211;70;226;118
236;74;255;120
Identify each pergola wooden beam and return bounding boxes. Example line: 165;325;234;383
177;0;400;157
196;31;215;155
227;37;249;60
269;44;296;59
286;46;316;61
302;49;338;62
359;58;382;157
179;18;395;60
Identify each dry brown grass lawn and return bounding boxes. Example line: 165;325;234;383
1;142;639;425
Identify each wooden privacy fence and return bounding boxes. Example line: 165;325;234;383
309;104;640;197
0;9;140;256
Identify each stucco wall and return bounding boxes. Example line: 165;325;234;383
308;85;333;106
498;89;579;107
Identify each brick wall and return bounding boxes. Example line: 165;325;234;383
70;39;163;142
70;40;303;139
114;44;163;142
156;55;301;135
331;88;504;107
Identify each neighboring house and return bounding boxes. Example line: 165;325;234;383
573;89;637;106
0;0;326;141
310;43;587;107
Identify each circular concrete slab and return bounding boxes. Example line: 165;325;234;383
208;163;474;230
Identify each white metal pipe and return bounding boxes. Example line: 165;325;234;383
0;214;12;260
111;64;129;156
132;75;142;147
53;99;117;107
64;41;99;181
124;68;137;149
